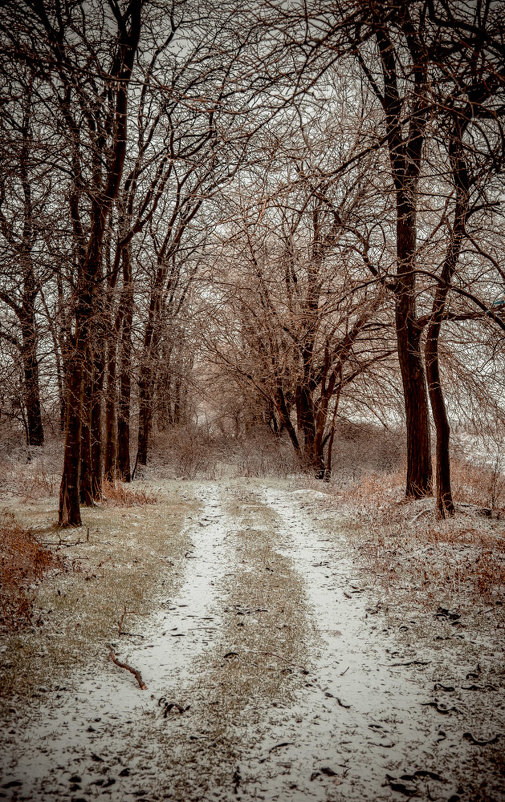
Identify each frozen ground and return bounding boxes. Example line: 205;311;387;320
0;478;504;801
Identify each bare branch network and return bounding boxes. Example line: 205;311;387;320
0;0;504;521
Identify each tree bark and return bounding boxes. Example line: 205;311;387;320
0;89;45;447
117;280;133;481
374;14;432;497
425;132;469;517
20;316;44;446
91;343;104;498
274;387;300;455
54;0;142;524
395;213;432;498
135;265;163;469
104;341;117;483
425;327;453;517
59;341;83;526
136;363;154;467
79;353;94;506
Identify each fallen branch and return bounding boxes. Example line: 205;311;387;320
108;646;146;690
410;508;432;524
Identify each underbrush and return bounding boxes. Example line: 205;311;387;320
451;456;505;512
148;424;299;479
0;511;64;632
0;436;61;500
0;460;59;500
328;458;505;607
101;479;158;506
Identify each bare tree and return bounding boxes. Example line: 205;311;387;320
1;0;143;524
0;74;47;446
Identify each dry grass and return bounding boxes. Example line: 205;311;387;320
101;478;158;506
0;482;197;704
0;511;64;632
0;461;58;501
149;425;299;480
328;460;505;607
451;456;505;512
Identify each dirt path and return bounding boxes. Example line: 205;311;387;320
1;479;504;800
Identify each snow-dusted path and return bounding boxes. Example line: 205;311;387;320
1;480;503;801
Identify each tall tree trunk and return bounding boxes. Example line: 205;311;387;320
20;320;44;446
425;133;469;517
17;89;44;447
395;244;433;498
55;273;69;433
104;341;117;483
117;245;134;480
374;16;432;497
135;271;163;469
136;362;154;467
274;387;300;455
53;328;67;434
57;0;142;524
324;385;342;481
58;365;66;433
425;327;453;517
59;338;83;526
79;354;94;506
91;344;104;498
117;283;133;481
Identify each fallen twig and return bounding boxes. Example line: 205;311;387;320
410;508;432;524
259;742;294;763
41;539;84;548
108;646;146;690
336;697;351;709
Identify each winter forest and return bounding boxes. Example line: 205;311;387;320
1;1;504;800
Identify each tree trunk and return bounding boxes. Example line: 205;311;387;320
324;387;341;482
374;16;433;498
296;385;324;476
395;279;432;498
20;322;44;446
425;326;453;517
104;343;117;483
274;387;300;455
59;345;83;526
79;355;94;506
117;257;133;481
393;145;432;500
91;345;104;498
136;363;154;467
135;275;162;469
59;372;66;433
55;273;69;432
57;0;142;524
424;134;468;517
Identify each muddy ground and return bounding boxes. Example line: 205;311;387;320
0;477;504;801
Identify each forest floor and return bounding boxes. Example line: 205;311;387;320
0;468;504;801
